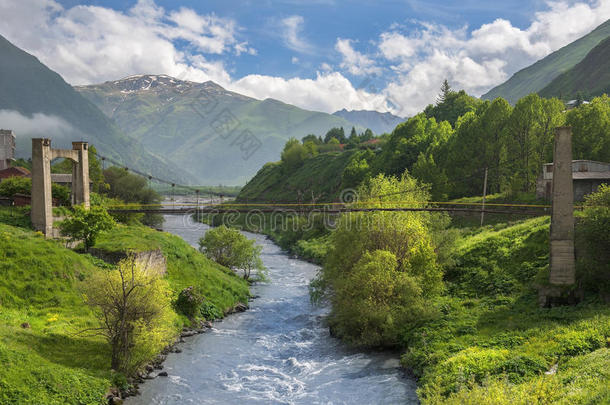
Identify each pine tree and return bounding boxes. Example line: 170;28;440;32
437;79;452;104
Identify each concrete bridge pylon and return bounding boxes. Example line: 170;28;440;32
31;138;90;236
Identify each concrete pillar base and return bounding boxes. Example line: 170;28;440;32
538;285;582;308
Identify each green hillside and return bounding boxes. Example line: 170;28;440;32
539;37;610;100
76;76;361;185
482;19;610;104
0;35;190;183
0;212;248;404
237;150;356;203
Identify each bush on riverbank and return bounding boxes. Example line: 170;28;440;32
313;174;445;347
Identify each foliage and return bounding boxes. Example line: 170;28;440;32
576;184;610;294
94;224;249;313
0;175;71;205
281;137;307;172
323;127;346;143
376;113;453;178
174;286;205;319
82;256;176;372
59;205;115;251
103;166;160;205
198;225;265;280
200;301;224;321
566;94;610;162
424;88;482;127
315;173;444;347
102;166;162;227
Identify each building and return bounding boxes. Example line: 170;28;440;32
0;166;30;180
537;160;610;201
0;129;16;170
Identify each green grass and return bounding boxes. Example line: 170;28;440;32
0;223;111;404
237;151;355;203
95;224;249;312
0;218;249;404
400;216;610;404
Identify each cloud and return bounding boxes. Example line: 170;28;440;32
279;15;313;53
0;0;251;85
377;0;610;116
231;72;388;113
335;38;381;76
1;0;609;117
0;110;74;137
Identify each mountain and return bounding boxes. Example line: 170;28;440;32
332;109;405;134
0;35;189;182
482;19;610;104
76;75;361;184
539;36;610;100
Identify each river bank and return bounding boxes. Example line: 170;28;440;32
0;207;249;405
198;210;610;404
125;214;418;404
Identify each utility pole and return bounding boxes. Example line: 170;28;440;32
480;167;488;227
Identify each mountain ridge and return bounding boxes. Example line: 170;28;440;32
539;36;610;100
332;108;405;134
482;19;610;104
77;75;364;184
0;35;190;183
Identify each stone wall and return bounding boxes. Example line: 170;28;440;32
89;248;167;276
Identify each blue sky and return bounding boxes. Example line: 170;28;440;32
1;0;609;115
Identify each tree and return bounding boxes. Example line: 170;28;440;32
82;256;175;372
301;134;321;145
505;94;564;194
59;205;115;251
313;174;444;347
577;184;610;295
425;89;482;128
198;225;266;280
324;127;346;143
566;95;610;162
281;138;307;171
103;167;160;205
437;79;452;104
303;140;319;157
0;176;71;205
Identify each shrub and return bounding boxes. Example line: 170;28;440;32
316;173;444;347
199;225;266;280
59;205;115;251
200;301;223;320
175;286;205;319
82;256;176;373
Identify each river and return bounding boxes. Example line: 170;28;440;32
127;214;418;404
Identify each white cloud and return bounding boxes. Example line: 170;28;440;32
231;72;388;113
279;15;313;53
0;110;74;137
1;0;609;117
0;0;251;85
335;38;381;76
377;0;610;116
